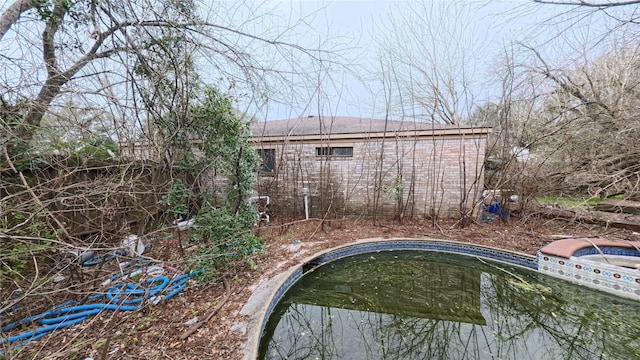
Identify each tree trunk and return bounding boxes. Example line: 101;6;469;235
0;0;33;42
16;77;65;140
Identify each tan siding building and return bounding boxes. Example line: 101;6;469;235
251;116;491;219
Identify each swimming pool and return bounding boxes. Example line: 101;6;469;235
243;238;640;360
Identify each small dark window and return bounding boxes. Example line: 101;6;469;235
316;146;353;157
258;149;276;173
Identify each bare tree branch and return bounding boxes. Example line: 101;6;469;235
0;0;33;41
534;0;640;7
2;0;327;145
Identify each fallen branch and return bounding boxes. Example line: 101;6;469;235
594;199;640;215
533;205;640;232
179;276;231;340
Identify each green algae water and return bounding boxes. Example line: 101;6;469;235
258;251;640;360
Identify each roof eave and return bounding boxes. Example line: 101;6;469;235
249;127;492;143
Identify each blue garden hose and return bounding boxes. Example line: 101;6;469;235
161;274;193;302
81;248;128;266
4;316;88;347
0;269;195;354
106;276;169;305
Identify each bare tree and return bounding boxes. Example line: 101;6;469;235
371;1;496;224
523;41;640;198
534;0;640;7
375;1;489;125
0;0;325;146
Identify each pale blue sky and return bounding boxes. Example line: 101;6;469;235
0;0;625;124
228;0;625;121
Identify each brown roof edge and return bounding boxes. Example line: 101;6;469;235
250;116;491;137
249;127;492;143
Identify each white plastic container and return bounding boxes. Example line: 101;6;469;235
121;235;145;256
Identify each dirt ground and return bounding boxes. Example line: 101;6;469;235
3;215;639;359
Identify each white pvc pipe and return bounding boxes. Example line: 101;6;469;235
247;195;270;206
304;194;309;220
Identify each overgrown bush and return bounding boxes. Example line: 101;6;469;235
189;201;264;278
155;86;263;280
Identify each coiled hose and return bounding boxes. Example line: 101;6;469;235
0;268;194;353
